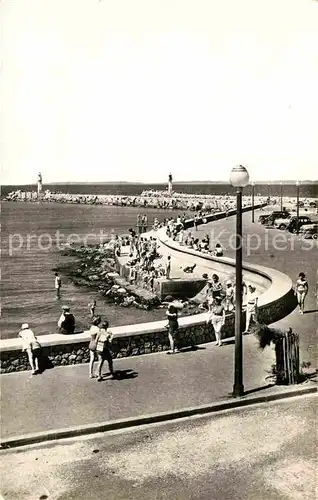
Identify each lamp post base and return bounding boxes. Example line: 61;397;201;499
232;384;244;398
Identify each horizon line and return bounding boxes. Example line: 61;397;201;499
2;180;318;186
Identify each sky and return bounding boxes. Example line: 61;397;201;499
1;0;318;184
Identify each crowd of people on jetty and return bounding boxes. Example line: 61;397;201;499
107;211;228;295
4;188;267;212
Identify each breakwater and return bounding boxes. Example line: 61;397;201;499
4;189;268;212
2;181;317;198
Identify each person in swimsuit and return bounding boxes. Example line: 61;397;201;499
244;285;258;333
295;272;309;314
205;282;215;319
165;256;172;279
209;296;226;346
225;280;235;311
54;272;62;299
88;300;96;318
88;315;101;379
211;274;224;298
95;320;114;382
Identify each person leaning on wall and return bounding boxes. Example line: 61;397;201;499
18;323;42;375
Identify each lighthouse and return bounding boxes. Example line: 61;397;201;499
168;173;173;196
37;172;43;197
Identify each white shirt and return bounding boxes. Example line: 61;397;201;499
18;328;37;350
246;291;258;312
57;313;65;328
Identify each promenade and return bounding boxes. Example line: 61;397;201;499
2;335;277;440
1;208;317;441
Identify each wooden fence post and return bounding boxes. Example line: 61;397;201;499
275;328;299;385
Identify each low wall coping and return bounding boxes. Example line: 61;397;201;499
0;313;211;353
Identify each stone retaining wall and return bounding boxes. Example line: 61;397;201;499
0;284;296;374
1;317;233;373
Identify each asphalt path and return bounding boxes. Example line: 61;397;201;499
1;394;316;500
1;334;276;439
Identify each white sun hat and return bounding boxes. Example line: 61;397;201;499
21;323;29;330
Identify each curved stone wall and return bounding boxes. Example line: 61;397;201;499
157;229;296;324
0;205;297;373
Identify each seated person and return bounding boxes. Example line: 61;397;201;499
58;306;75;334
183;263;197;273
193;238;200;251
214;243;223;257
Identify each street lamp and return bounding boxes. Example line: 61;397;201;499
296;180;300;234
280;182;283;212
229;165;250;398
251;181;255;223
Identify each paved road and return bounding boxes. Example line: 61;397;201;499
1;335;276;439
1;394;316;500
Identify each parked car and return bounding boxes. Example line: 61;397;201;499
258;210;290;225
298;223;318;239
274;215;312;232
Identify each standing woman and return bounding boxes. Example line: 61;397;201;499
211;274;224;299
225;280;235;311
295;272;309;314
88;316;101;379
166;304;179;354
95;321;114;381
209;296;226;346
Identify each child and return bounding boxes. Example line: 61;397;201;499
88;300;96;318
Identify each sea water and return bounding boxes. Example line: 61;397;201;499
0;202;178;339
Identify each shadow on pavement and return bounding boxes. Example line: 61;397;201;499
38;355;54;374
179;345;206;353
222;339;235;346
243;383;275;396
303;309;318;314
102;369;139;380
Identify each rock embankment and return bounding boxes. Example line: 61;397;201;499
59;244;161;310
